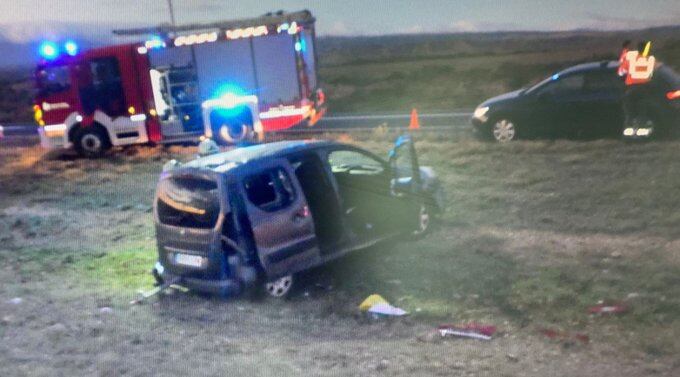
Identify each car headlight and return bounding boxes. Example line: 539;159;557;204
473;106;490;121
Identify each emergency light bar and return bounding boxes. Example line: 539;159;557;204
112;10;313;37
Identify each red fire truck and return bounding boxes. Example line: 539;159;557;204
34;10;325;157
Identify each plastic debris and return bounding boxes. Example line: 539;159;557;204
359;294;388;311
7;297;23;305
358;294;407;317
438;323;497;340
588;303;628;315
539;328;590;344
367;302;408;316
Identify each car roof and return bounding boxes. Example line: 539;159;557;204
559;61;619;75
185;140;338;171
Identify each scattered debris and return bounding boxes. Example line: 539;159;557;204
359;294;388;311
7;297;23;305
130;277;181;305
506;353;520;363
368;302;408;316
99;307;114;314
358;294;408;317
539;328;590;344
588;303;628;315
438;323;497;340
610;251;622;259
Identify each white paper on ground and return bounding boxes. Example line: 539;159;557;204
367;302;408;316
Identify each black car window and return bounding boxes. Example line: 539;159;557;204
584;70;624;94
535;73;585;97
244;168;295;211
328;149;385;176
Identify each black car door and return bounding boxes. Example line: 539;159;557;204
238;158;320;279
388;135;422;230
578;69;625;138
528;72;587;138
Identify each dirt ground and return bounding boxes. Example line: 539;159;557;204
1;134;680;376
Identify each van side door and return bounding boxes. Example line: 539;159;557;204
238;158;320;278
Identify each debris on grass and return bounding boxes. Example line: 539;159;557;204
438;323;497;340
359;294;388;311
358;294;408;317
539;328;590;344
7;297;23;305
588;303;628;315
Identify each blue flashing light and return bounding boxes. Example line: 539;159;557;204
39;41;59;60
551;74;560;81
213;83;247;100
64;40;79;56
145;36;166;49
294;38;306;53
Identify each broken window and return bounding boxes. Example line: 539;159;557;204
244;168;295;211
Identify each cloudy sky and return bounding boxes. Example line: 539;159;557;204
0;0;679;43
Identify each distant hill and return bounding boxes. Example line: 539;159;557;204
1;25;679;122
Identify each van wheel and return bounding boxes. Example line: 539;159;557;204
265;274;294;298
491;119;517;142
74;126;111;158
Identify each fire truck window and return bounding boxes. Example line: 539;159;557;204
244;168;295;211
37;65;70;95
82;58;126;116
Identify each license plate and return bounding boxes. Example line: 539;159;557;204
174;253;204;268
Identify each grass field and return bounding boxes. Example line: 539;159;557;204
2;133;680;376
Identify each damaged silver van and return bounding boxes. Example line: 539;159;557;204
152;136;445;297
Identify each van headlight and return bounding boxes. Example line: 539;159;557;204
473;106;490;121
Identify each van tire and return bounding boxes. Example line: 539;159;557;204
74;126;111;158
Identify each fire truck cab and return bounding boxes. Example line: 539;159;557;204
34;10;324;157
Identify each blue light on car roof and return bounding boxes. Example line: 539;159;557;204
552;74;560;81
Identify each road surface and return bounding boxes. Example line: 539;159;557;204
0;111;473;146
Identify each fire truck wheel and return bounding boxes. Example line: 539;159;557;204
74;126;111;158
214;123;252;145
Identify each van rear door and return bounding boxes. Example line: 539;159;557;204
238;158;320;278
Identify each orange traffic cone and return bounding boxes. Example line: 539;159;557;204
409;108;420;130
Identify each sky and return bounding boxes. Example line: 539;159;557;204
0;0;679;43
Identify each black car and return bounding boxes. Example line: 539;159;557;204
152;137;445;297
472;61;680;142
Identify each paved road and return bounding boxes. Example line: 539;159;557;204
315;111;472;131
0;111;473;145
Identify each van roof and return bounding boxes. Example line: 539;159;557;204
185;140;336;171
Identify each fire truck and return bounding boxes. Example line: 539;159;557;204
34;10;325;157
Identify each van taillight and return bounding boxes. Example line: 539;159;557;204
667;90;680;100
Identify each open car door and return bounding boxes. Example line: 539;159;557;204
388;135;422;229
238;158;320;279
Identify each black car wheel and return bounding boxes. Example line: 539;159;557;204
492;119;517;142
74;126;111;158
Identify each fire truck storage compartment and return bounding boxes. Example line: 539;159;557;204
251;34;301;105
148;47;203;136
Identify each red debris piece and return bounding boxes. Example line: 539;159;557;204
438;323;497;340
588;303;628;315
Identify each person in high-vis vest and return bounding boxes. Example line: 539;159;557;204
620;41;656;130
